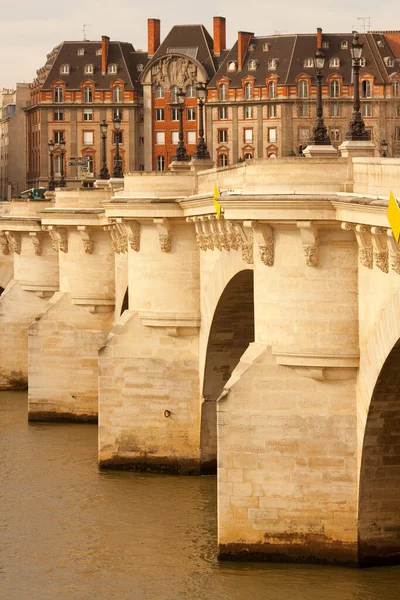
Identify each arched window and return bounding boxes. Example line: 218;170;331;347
298;80;309;98
84;64;94;74
170;85;179;103
248;60;258;71
219;83;227;101
244;153;252;160
329;57;340;68
394;81;400;97
227;61;237;72
362;80;371;98
304;58;314;68
218;154;228;167
83;86;93;103
54;86;63;103
156;156;165;171
113;85;122;102
155;85;164;98
268;81;276;99
330;80;340;98
60;65;70;75
268;58;278;70
108;64;117;74
244;82;253;100
186;85;195;97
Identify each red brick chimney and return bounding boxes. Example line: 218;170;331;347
238;31;253;70
101;36;110;75
148;19;161;56
214;16;226;55
317;27;322;50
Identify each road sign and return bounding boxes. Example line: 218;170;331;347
67;157;89;167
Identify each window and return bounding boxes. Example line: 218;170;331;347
341;41;348;49
155;85;164;98
171;131;179;144
113;131;123;144
171;107;179;121
96;49;102;56
394;81;400;97
54;131;64;144
156;108;165;121
108;64;117;74
113;108;123;120
362;103;372;117
139;165;144;171
248;59;258;70
218;129;227;143
268;128;277;143
54;86;63;103
244;82;253;100
170;86;179;103
84;64;94;74
268;81;276;99
386;57;395;68
268;152;277;159
86;156;94;175
156;156;165;171
360;57;366;67
263;43;270;52
330;102;340;117
219;106;227;120
219;83;227;101
322;41;329;49
227;61;237;72
139;137;144;145
330;129;340;142
218;154;228;167
54;110;64;121
186;85;195;98
137;64;144;72
187;131;196;144
78;48;85;56
54;155;63;177
362;80;371;98
298;80;309;98
83;131;94;145
83;108;93;121
244;106;252;119
299;127;309;140
155;131;165;145
187;107;196;121
330;57;340;68
268;104;277;118
330;80;340;98
113;86;122;102
268;58;278;69
83;86;93;103
244;128;253;142
298;103;309;117
60;65;70;75
304;58;314;68
244;152;252;160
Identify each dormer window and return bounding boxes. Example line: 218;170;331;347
378;40;384;48
137;64;144;72
84;64;94;74
268;58;278;70
248;59;258;71
78;48;85;56
249;44;256;51
304;57;314;68
96;49;102;56
244;82;253;100
263;43;271;52
341;41;348;49
108;64;117;74
360;57;366;67
322;41;329;49
60;64;70;75
385;57;395;68
330;57;340;68
227;61;237;72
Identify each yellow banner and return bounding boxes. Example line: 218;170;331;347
387;191;400;243
213;184;222;219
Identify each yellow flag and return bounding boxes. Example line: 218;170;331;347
213;184;222;219
387;191;400;243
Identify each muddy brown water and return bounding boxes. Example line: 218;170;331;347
1;391;400;600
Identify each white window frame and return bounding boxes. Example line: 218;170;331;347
218;129;227;143
60;65;70;75
113;86;122;103
83;131;94;145
304;58;314;68
330;57;340;68
83;86;93;103
361;103;372;117
54;86;64;103
329;102;340;117
330;80;340;98
268;81;276;99
156;156;165;171
187;107;196;121
219;83;227;101
155;131;165;145
171;107;179;121
155;85;164;98
298;80;309;98
187;131;196;145
219;106;227;120
244;83;253;100
171;131;179;144
186;85;195;98
108;64;117;74
218;154;228;167
84;64;94;74
244;128;253;143
83;108;93;121
268;128;277;143
244;106;252;119
156;108;165;121
268;104;276;118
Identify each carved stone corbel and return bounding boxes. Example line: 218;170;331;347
387;230;400;274
153;218;171;252
114;222;128;253
246;221;275;266
236;222;254;264
29;232;42;256
4;231;21;254
0;231;9;255
297;222;319;267
371;226;389;273
124;220;140;252
42;225;68;253
77;226;93;254
353;224;373;269
187;217;208;251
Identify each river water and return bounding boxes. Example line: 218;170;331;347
1;391;400;600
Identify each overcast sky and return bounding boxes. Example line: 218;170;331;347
1;0;398;89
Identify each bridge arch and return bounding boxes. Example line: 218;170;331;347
200;269;255;473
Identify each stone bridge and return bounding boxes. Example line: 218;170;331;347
1;156;400;567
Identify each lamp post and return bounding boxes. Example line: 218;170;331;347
99;120;110;179
345;31;371;141
309;49;331;145
48;140;55;191
171;88;189;162
58;138;67;187
112;115;124;178
193;82;210;159
380;139;389;157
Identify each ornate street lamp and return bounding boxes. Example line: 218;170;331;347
48;139;55;191
345;31;371;141
58;138;67;187
171;88;189;162
309;49;331;145
112;116;124;178
193;82;210;159
380;139;389;157
99;120;110;179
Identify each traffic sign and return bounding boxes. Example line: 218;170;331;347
67;157;89;167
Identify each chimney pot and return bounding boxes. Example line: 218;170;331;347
213;16;226;55
148;19;161;56
101;36;110;75
317;27;323;50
